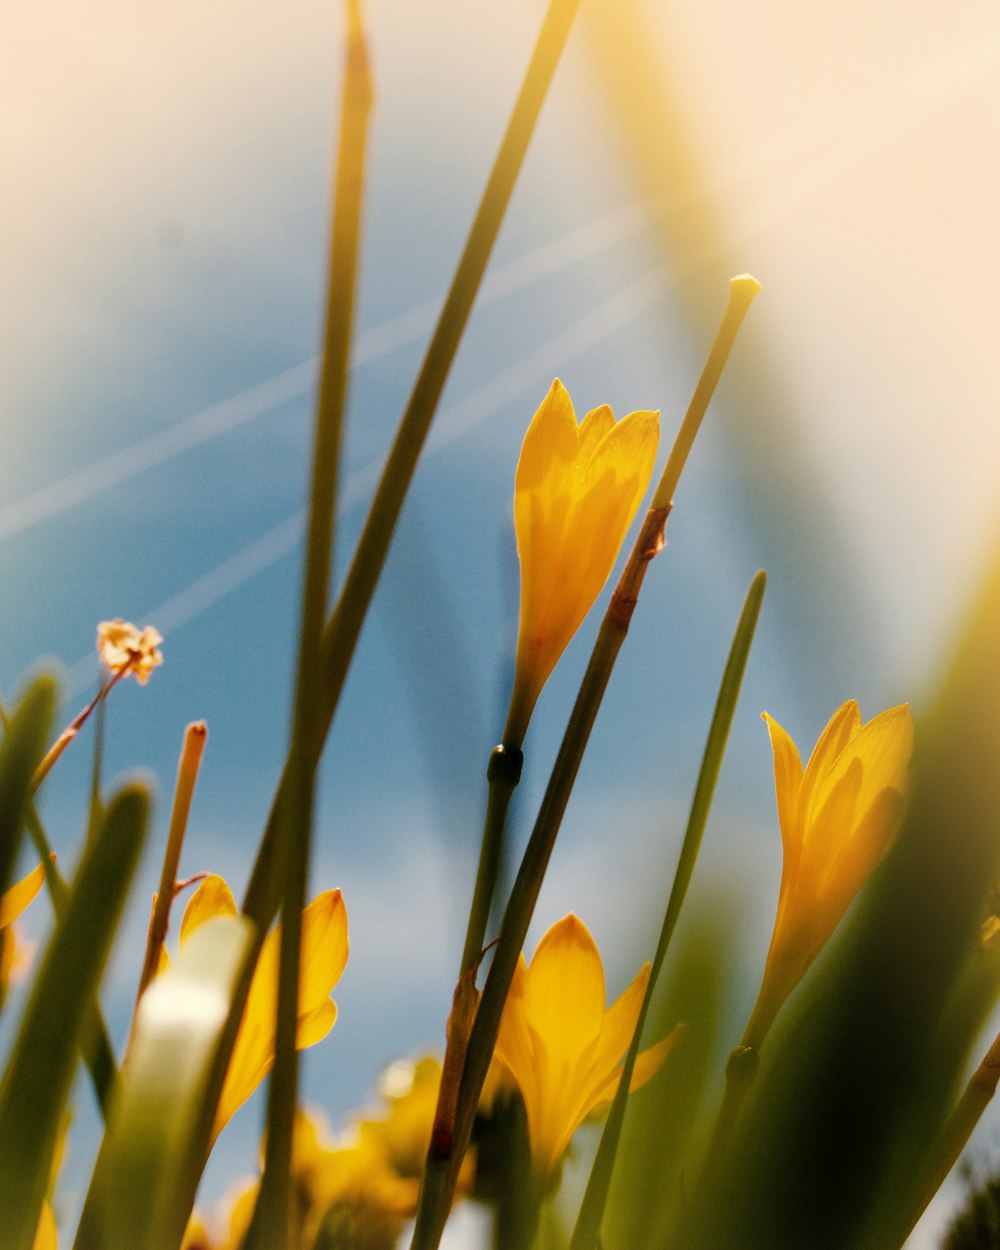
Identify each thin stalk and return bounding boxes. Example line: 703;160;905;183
898;1029;1000;1243
246;5;372;1246
240;0;583;931
410;276;761;1250
134;721;208;1003
31;665;129;794
84;682;107;849
569;570;766;1250
699;1042;759;1181
461;745;523;974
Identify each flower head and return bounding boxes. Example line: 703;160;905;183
164;874;348;1143
494;914;678;1181
507;380;659;744
745;700;913;1048
97;619;164;685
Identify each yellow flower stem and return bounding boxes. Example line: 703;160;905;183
247;7;372;1249
410;277;760;1250
134;722;208;1003
898;1030;1000;1243
569;571;766;1250
0;698;118;1118
239;0;583;937
30;663;130;794
460;744;523;975
698;1042;761;1187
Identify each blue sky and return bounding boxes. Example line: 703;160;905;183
3;0;1000;1242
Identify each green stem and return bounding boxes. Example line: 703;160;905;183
135;721;208;1003
247;5;372;1247
700;1043;760;1182
897;1030;1000;1243
410;275;760;1250
569;571;766;1250
461;745;523;973
653;276;761;511
241;0;583;932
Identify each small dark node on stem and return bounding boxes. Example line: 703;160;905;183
429;1125;453;1160
487;744;523;787
607;591;639;632
725;1043;760;1083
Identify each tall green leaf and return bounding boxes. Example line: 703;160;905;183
0;673;57;919
0;781;149;1250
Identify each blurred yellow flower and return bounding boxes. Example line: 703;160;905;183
293;1109;418;1250
506;379;659;744
96;618;164;685
31;1203;57;1250
744;700;913;1049
1;861;46;992
494;914;677;1180
360;1056;445;1180
166;874;348;1144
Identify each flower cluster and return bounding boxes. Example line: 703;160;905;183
96;618;164;685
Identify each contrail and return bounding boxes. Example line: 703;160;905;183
0;199;652;546
60;22;1000;694
64;266;669;696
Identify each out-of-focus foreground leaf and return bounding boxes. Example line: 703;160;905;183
0;781;149;1250
76;915;254;1250
679;542;1000;1248
0;674;57;928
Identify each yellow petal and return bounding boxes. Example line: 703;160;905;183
577;404;616;468
799;700;861;830
514;378;579;496
580;407;659;499
210;890;348;1144
0;862;46;929
585;1024;683;1110
762;712;805;867
822;703;913;825
297;889;349;1014
588;961;650;1080
522;916;605;1057
296;998;338;1049
494;954;540;1117
31;1203;57;1250
181;875;237;944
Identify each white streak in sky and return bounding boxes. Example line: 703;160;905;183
65;267;669;696
52;23;1000;695
0;201;651;545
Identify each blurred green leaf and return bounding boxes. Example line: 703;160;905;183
0;781;148;1250
571;570;765;1250
683;543;1000;1248
0;673;57;922
77;915;254;1250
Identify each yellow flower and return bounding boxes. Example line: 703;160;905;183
96;618;164;684
744;700;913;1049
507;379;659;745
359;1056;445;1180
1;862;46;991
167;874;348;1143
292;1109;418;1250
494;914;678;1180
31;1203;57;1250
